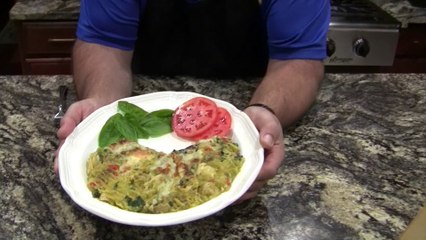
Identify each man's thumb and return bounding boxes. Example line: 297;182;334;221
260;133;275;149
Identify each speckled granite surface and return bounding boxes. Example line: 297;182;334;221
371;0;426;27
9;0;80;20
9;0;426;28
0;74;425;240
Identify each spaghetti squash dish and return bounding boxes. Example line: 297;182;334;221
86;137;244;213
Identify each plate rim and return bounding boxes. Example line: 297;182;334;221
59;91;264;226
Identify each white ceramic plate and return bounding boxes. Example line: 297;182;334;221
59;91;263;226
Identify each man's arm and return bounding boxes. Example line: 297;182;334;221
253;0;329;126
249;59;324;128
54;40;134;173
238;59;323;202
73;39;134;103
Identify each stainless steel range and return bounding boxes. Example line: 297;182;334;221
324;0;401;66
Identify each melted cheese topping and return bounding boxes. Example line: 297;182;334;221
86;137;244;213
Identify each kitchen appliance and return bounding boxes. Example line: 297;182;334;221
325;0;401;66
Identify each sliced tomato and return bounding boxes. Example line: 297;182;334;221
172;97;218;138
190;107;232;141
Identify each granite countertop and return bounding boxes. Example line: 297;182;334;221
371;0;426;27
0;73;425;240
8;0;426;28
9;0;80;21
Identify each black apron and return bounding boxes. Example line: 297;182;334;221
132;0;268;78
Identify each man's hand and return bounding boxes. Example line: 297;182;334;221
54;40;134;173
231;59;323;204
236;106;285;203
54;98;105;173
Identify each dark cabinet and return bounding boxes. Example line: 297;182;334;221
17;21;77;74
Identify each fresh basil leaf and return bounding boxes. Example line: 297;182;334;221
139;110;173;126
118;101;148;119
98;113;124;148
135;126;150;139
115;114;138;141
123;114;150;139
99;101;173;145
146;109;173;118
141;118;172;137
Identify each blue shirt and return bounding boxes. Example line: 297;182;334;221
77;0;330;61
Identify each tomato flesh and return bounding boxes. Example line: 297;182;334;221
190;107;232;141
172;97;218;138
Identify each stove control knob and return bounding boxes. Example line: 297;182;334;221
353;38;370;57
326;38;336;57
